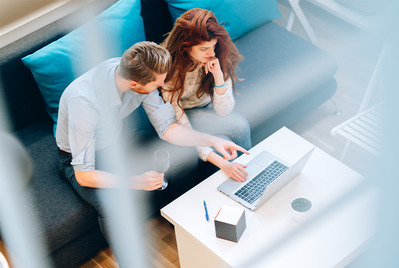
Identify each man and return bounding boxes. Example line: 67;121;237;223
56;41;248;258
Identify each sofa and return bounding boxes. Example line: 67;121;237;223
0;0;337;267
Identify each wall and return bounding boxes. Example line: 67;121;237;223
0;0;93;48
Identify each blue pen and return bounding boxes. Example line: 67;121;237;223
203;200;210;222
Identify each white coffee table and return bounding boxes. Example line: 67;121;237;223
161;127;376;268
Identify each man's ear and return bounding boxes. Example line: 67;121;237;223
130;81;139;88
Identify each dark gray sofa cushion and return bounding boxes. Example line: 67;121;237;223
15;119;106;258
49;227;106;268
235;22;337;141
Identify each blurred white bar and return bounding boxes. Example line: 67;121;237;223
0;102;50;267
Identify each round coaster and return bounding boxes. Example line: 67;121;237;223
291;197;312;212
290;197;312;222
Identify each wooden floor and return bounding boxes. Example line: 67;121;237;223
0;2;380;268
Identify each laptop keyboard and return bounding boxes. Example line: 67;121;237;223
234;161;289;204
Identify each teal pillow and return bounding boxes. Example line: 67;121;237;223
22;0;146;132
164;0;281;40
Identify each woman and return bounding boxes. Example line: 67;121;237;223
161;8;252;182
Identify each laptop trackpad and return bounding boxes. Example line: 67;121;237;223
246;163;263;178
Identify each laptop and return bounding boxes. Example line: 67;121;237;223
217;147;314;211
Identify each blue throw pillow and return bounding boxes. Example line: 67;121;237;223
22;0;146;133
164;0;281;40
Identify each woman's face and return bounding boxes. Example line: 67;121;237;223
188;39;217;64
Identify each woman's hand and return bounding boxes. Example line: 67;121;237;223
200;57;224;83
132;171;164;191
203;57;221;75
221;161;248;182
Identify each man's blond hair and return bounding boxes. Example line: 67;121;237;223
118;41;171;85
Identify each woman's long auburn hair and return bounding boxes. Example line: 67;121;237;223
161;8;243;107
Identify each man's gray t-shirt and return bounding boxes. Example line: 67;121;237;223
56;57;175;172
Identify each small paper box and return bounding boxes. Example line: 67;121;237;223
214;205;246;243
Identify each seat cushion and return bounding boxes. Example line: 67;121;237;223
16;120;101;254
234;22;338;129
